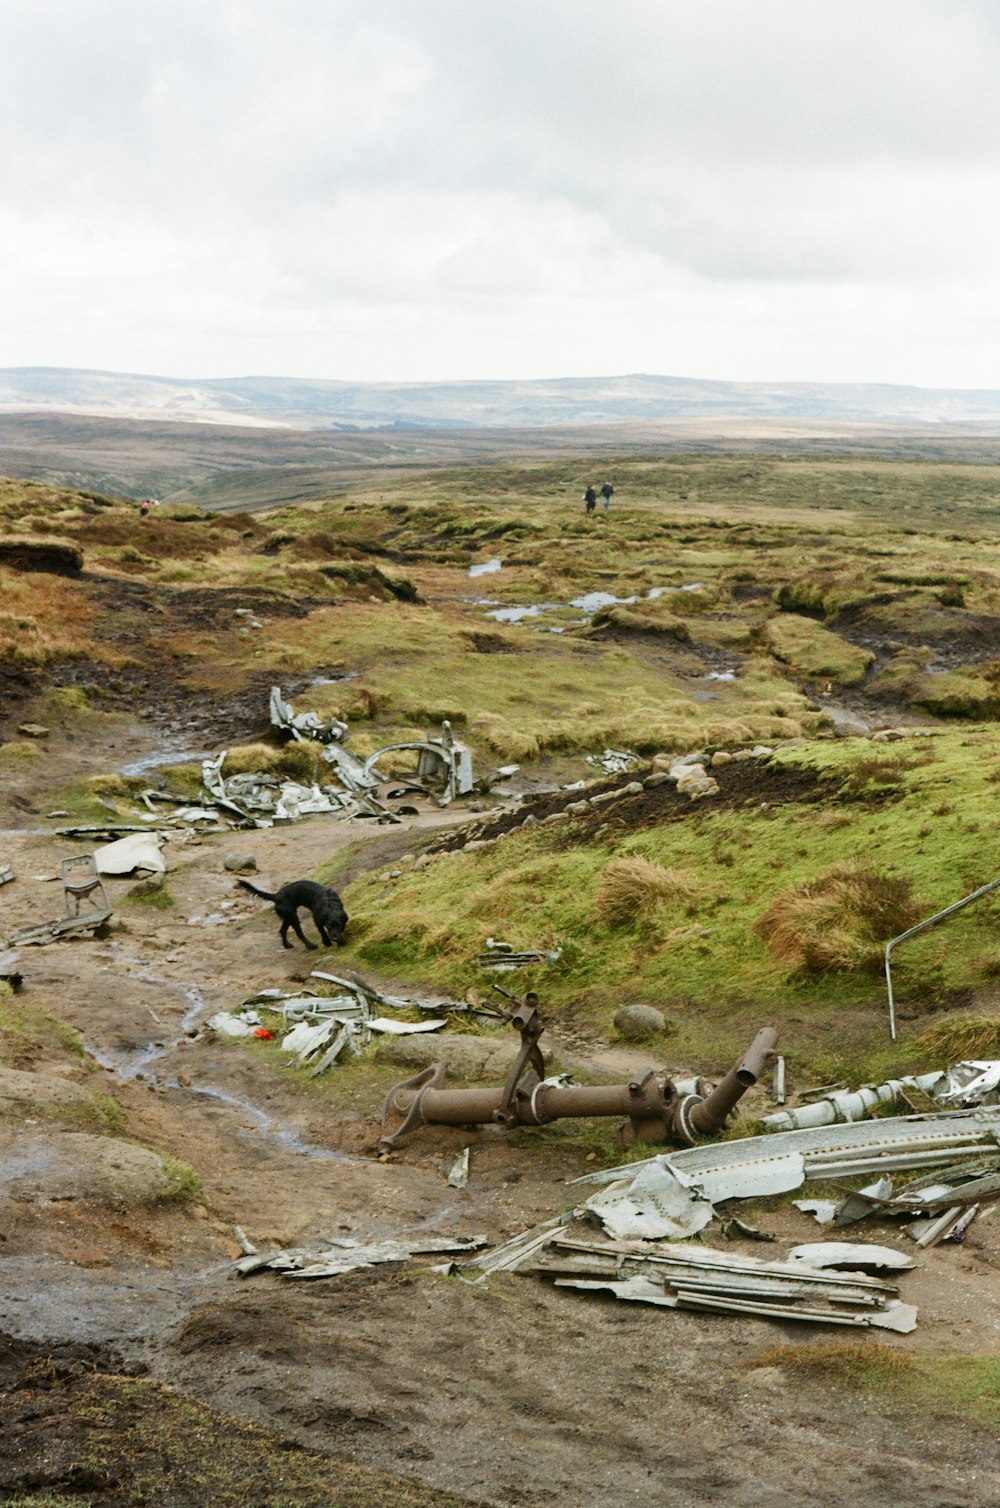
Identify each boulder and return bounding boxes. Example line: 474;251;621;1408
375;1031;557;1082
614;1004;669;1041
224;851;258;873
0;1131;177;1206
675;764;719;799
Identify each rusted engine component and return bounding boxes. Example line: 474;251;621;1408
378;990;777;1151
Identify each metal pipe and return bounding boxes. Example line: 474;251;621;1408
680;1028;778;1140
379;1025;779;1150
885;875;1000;1040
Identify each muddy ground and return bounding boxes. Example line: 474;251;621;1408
2;706;1000;1506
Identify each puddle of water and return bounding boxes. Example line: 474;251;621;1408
486;604;556;623
646;587;665;599
569;590;637;613
118;746;210;778
703;670;736;682
468;558;503;578
679;581;704;592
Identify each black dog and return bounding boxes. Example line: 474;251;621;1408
237;878;348;950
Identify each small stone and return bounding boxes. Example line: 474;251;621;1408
128;873;164;897
750;745;774;758
642;772;672;788
18;723;49;739
464;839;489;851
711;750;733;768
614;1003;669;1040
520;814;538;828
542;811;569;825
565;799;591;813
224;852;257;873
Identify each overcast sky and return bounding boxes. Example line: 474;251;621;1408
2;0;999;386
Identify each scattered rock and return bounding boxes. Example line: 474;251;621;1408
871;726;910;742
675;765;719;799
566;799;592;813
614;1003;670;1040
128;873;164;897
642;772;672;788
224;852;258;873
17;724;49;739
710;750;733;768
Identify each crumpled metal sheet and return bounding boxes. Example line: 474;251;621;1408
584;1162;714;1240
93;832;166;876
536;1235;918;1331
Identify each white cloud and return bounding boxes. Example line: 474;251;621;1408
1;0;999;383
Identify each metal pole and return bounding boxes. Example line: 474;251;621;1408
884;876;1000;1041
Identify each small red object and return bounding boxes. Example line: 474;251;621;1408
253;1027;273;1040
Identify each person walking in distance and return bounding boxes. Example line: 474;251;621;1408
600;481;615;511
583;484;597;515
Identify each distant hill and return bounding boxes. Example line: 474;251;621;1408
5;366;1000;429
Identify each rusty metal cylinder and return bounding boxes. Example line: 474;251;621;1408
678;1027;778;1140
387;1079;661;1130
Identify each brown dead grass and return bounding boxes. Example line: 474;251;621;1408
754;861;924;974
596;856;699;928
917;1014;1000;1061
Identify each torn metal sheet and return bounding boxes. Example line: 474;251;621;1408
369;1017;447;1034
0;865;14;886
585;1162;714;1240
671;1153;805;1207
233;1232;488;1280
281;1019;336;1060
535;1235;918;1331
786;1242;916;1272
308;1022;357;1076
459;1214;572;1281
721;1216;775;1242
6;910;112;947
906;1207;966;1247
93;831;166;877
569;1109;1000;1239
363;720;474;806
794;1199;838;1225
447;1148;470;1188
477;938;563;970
934;1060;1000;1106
574;1108;1000;1192
208;1012;256;1039
311;967;469;1015
584;748;639;775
